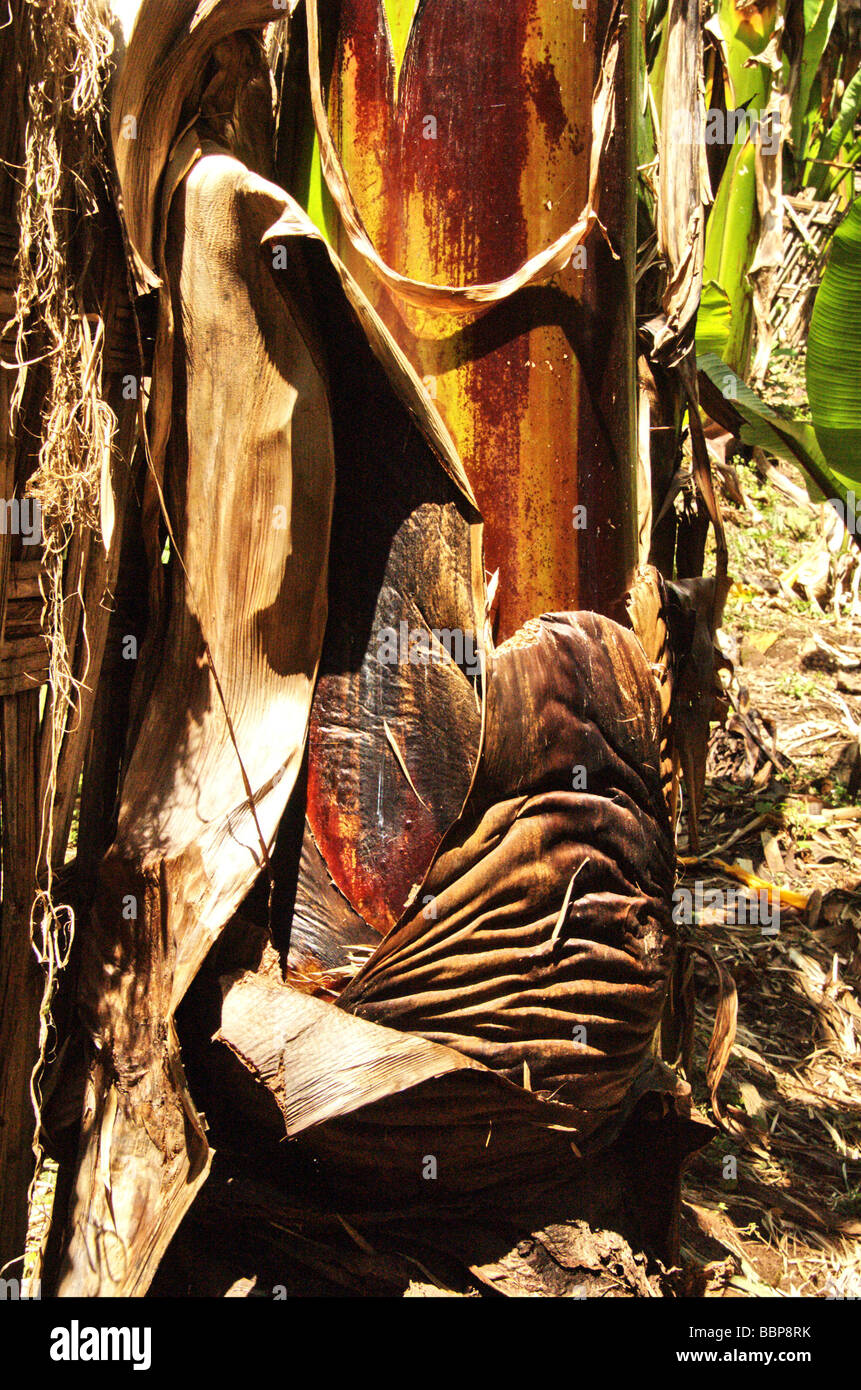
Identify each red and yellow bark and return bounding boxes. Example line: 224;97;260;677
295;0;639;639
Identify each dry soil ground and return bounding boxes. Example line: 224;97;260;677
680;344;861;1297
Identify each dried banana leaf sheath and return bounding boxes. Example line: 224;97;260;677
62;74;488;1288
60;147;337;1295
303;238;485;932
211;609;681;1211
340;612;676;1123
215;969;589;1197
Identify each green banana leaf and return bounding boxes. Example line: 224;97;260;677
697;351;845;510
790;0;837;159
382;0;418;72
696;137;759;373
805;66;861;199
696;280;733;357
806;195;861;488
714;0;775;109
696;0;778;376
637;0;658;224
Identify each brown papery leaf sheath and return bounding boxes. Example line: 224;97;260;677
61;11;487;1289
339;613;677;1124
213;610;681;1204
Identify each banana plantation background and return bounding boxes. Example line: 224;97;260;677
0;0;858;1299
